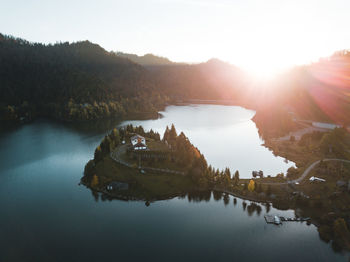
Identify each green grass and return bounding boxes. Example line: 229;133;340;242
94;156;195;200
140;158;187;171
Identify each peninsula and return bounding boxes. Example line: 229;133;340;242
82;123;350;251
82;124;210;200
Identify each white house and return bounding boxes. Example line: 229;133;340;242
130;134;147;150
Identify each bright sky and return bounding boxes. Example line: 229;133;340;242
1;0;350;77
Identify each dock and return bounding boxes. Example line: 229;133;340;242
264;215;310;225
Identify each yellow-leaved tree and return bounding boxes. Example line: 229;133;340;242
91;174;99;188
248;179;255;192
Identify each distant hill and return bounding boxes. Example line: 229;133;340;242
116;52;177;66
253;50;350;138
147;58;248;102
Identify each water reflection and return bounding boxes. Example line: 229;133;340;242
89;188;269;219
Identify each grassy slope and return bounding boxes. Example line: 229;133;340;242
94;157;195;200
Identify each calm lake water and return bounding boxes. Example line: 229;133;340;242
122;104;294;178
0;105;347;261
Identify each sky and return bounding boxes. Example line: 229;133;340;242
1;0;350;76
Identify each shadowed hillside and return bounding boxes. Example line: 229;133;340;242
0;34;168;122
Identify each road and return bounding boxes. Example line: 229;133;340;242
290;158;350;184
110;144;133;168
215;158;350;202
261;158;350;185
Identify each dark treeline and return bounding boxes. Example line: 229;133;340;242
0;34;168;122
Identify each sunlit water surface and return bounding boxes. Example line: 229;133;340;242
122;104;294;178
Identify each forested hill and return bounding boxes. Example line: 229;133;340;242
1;33;349;136
0;34;247;123
117;51;247;101
0;34;168;122
116;52;176;66
147;58;248;102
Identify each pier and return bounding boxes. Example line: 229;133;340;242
264;215;310;225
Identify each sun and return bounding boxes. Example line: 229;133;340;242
225;45;304;80
222;32;329;80
240;60;287;80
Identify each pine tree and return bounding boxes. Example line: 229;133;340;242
169;124;177;143
234;170;240;185
163;126;170;142
94;145;102;162
112;128;120;145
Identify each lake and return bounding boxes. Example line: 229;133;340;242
0;105;347;261
122;104;294;178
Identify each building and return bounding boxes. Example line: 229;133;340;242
309;176;326;182
130;134;147;150
252;170;264;178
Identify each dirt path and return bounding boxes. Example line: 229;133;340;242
110;145;132;168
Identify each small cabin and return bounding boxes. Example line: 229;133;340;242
130;134;147;150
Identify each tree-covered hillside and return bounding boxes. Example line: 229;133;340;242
0;34;168;122
1;33;349;137
147;58;247;101
0;34;248;123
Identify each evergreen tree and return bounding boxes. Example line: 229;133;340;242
94;145;103;162
169;124;177;143
163;126;170;142
234;170;240;185
112;128;120;145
